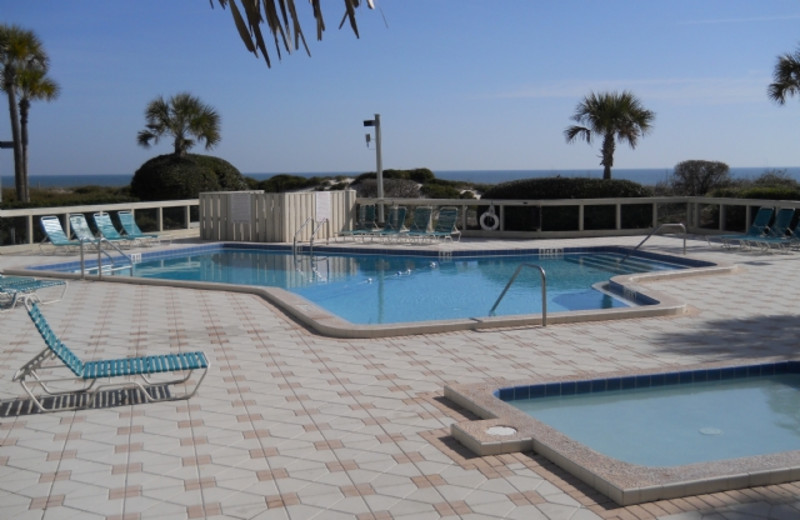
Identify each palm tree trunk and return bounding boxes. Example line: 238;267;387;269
19;98;30;202
601;133;615;180
4;85;27;201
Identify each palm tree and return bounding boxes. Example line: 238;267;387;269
17;66;60;188
768;45;800;106
564;91;655;180
213;0;371;67
0;24;48;202
137;93;221;157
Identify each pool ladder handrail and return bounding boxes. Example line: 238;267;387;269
620;222;687;265
293;217;330;255
78;237;133;280
489;263;546;326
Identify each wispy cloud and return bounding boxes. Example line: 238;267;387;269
494;76;771;105
678;14;800;25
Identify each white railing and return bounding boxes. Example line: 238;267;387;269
355;196;800;238
0;199;198;245
4;194;800;247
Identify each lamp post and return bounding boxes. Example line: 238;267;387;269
363;114;383;223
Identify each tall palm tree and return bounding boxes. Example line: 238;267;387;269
564;91;655;180
0;24;48;202
137;93;221;157
17;65;60;191
213;0;372;66
768;45;800;106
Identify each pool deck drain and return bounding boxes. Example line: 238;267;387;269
1;235;799;519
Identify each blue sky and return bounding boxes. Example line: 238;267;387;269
1;0;800;178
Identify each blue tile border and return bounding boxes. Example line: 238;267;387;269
493;361;800;401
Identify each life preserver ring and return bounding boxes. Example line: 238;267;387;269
480;208;500;231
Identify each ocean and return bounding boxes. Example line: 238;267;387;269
2;167;800;189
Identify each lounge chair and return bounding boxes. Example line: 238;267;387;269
39;216;81;253
340;204;379;240
427;207;461;241
93;212;138;248
761;207;795;238
714;207;774;249
405;207;434;242
747;213;800;252
377;206;408;241
68;213;100;244
13;298;209;413
118;210;162;246
0;274;67;310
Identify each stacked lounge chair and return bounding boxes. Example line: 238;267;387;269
93;212;138;248
405;207;434;242
377;206;408;241
340;204;379;240
118;210;162;246
427;207;461;241
68;213;100;244
714;207;773;249
39;216;81;253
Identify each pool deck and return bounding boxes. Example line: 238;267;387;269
1;235;799;520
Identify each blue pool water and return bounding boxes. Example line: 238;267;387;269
501;365;800;467
36;245;705;325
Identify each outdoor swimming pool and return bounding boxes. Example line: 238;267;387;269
32;244;710;325
446;360;800;505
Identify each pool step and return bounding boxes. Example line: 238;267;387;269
563;254;662;275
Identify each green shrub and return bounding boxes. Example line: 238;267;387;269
1;186;136;209
710;185;800;200
257;174;319;193
421;183;461;199
130;154;247;200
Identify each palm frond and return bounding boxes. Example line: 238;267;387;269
213;0;372;67
768;47;800;105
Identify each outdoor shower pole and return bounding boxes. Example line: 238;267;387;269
364;114;384;223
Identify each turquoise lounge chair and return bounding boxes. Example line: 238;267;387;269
377;206;408;241
715;207;773;249
93;212;137;247
68;213;100;244
14;298;209;412
0;274;67;310
427;207;461;241
118;210;161;245
747;212;800;252
340;204;379;240
405;207;433;242
39;216;81;253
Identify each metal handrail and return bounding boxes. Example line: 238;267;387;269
620;222;687;265
293;217;315;254
489;263;547;326
310;218;329;250
79;238;133;279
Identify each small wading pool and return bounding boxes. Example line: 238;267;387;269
25;243;720;338
445;361;800;506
